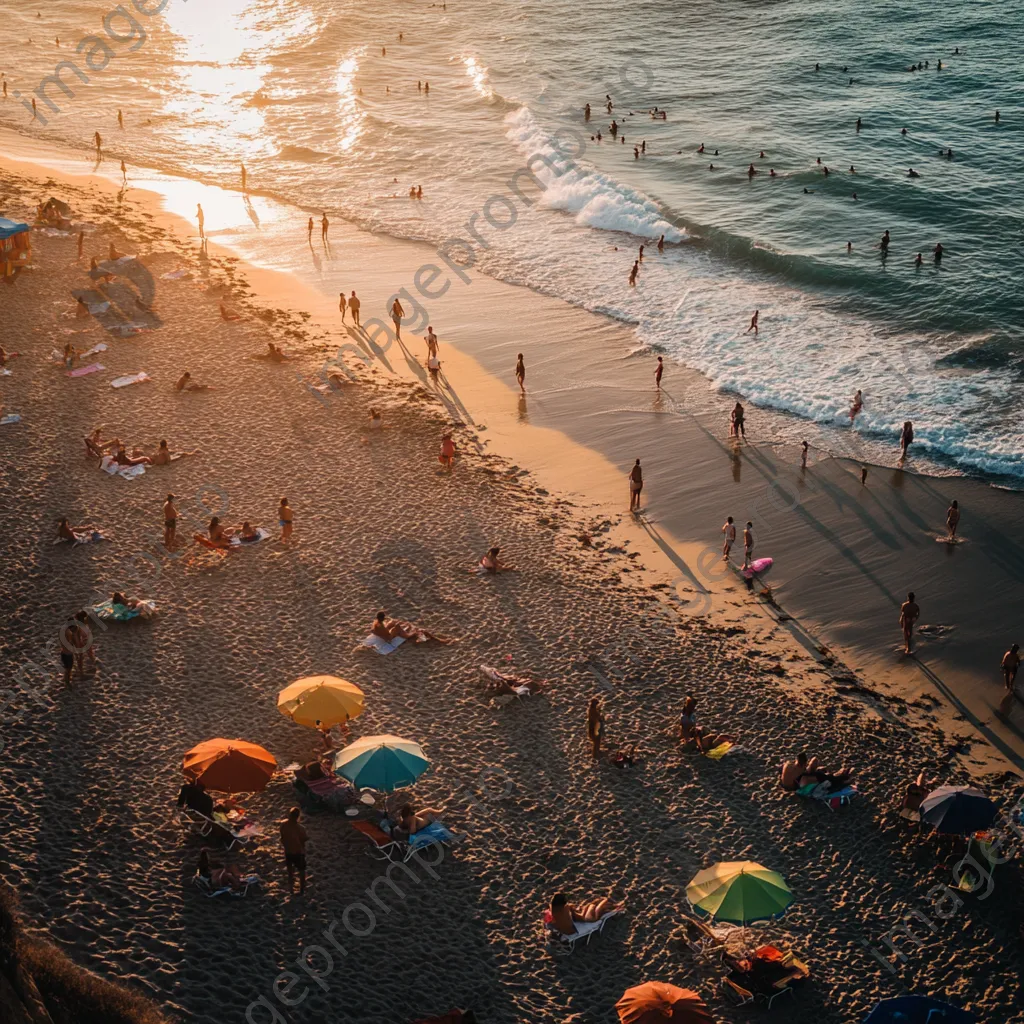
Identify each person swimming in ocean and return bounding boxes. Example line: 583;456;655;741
748;163;757;178
849;390;863;421
915;253;923;266
856;117;862;131
697;143;704;153
933;242;943;261
769;168;776;176
880;229;890;251
907;168;920;177
628;261;638;287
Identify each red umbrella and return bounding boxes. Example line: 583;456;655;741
616;982;715;1024
182;738;277;793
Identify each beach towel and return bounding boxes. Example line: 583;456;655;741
230;528;271;546
111;322;151;337
0;369;10;376
80;343;109;359
111;372;150;388
69;363;104;378
359;634;406;655
0;415;22;426
91;599;157;622
88;301;110;315
100;455;146;480
54;530;108;546
161;268;192;280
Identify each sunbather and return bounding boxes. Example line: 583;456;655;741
56;518;89;542
370;611;451;643
368;408;383;431
175;371;213;392
110;591;140;610
238;521;261;542
220;301;242;321
548;892;620;934
398;803;446;834
84;428;116;457
479;546;513;573
208;517;233;545
479;666;542;696
780;751;853;792
197;848;245;889
686;726;738;754
151;439;198;466
898;772;930;821
114;444;151;467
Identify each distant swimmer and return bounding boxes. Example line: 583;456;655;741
745;309;759;335
417;185;423;199
803;187;814;194
610;120;618;136
584;103;591;120
759;150;766;159
697;143;705;153
954;47;960;54
856;117;862;131
823;165;830;176
657;234;664;253
641;140;646;153
117;109;123;129
899;591;920;655
655;356;664;388
417;80;422;91
424;82;429;93
901;127;907;136
849;165;856;173
321;212;329;240
638;245;645;262
907;168;920;177
390;296;405;339
994;110;1000;122
946;148;953;159
847;241;852;252
628;260;639;286
241;163;247;191
933;242;943;261
634;146;639;160
849;389;863;421
915;252;923;266
307;216;313;241
816;157;821;165
814;62;820;71
769;168;775;176
748;163;756;178
515;353;525;393
946;500;960;540
382;46;386;56
937;60;943;70
709;163;715;171
880;229;890;251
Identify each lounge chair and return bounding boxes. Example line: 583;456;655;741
796;780;858;811
542;907;622;954
192;872;260;898
351;820;406;862
178;808;260;850
720;976;754;1007
679;915;727;963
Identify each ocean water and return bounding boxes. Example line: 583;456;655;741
2;0;1021;479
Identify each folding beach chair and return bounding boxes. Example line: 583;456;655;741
405;821;463;862
797;781;858;811
351;820;407;862
192;872;260;898
720;976;754;1007
178;808;260;850
542;908;623;955
679;915;727;963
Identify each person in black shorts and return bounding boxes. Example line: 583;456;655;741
280;806;308;894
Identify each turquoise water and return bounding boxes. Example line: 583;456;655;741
2;0;1020;478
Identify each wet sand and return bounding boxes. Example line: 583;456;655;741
1;151;1023;1023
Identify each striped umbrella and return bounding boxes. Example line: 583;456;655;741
333;734;429;792
686;861;793;925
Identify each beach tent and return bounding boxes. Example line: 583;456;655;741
863;995;976;1024
0;218;31;279
686;861;793;925
616;982;715;1024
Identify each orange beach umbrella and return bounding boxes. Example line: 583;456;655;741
182;738;277;793
616;982;715;1024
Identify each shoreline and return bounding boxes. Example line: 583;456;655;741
2;135;1024;1024
2;129;1023;771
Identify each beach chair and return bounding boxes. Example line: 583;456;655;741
720;976;754;1007
797;781;858;811
542;908;622;955
351;820;407;862
178;808;260;850
679;915;727;963
192;872;260;898
406;821;463;862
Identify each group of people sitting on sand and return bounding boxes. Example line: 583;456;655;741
205;517;264;547
84;427;195;466
780;751;854;795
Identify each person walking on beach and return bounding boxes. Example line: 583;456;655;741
240;163;247;192
745;309;759;335
1003;644;1020;692
655;356;663;388
515;353;526;393
722;516;736;560
945;500;960;540
628;459;643;512
163;493;178;549
77;230;85;259
280;807;308;894
899;420;914;464
196;204;205;241
120;159;127;184
658;234;665;253
307;217;314;241
587;697;605;758
900;592;920;655
348;290;361;327
279;497;293;542
321;212;329;242
801;441;809;469
425;326;438;359
730;402;746;440
743;521;754;569
390;297;405;339
338;291;347;322
94;132;102;157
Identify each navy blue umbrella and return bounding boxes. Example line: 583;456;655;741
863;996;975;1024
920;785;998;835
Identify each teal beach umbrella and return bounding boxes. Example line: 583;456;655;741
333;734;429;791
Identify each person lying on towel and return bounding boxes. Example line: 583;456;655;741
370;611;451;644
780;751;853;792
548;892;621;934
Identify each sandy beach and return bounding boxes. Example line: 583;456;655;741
1;146;1024;1024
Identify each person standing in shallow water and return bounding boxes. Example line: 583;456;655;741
629;458;643;511
745;309;759;334
515;353;526;393
900;591;920;655
655;356;663;389
946;500;960;540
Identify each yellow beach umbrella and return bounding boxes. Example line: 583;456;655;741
277;675;365;728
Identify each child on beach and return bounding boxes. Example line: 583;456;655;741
439;432;456;470
722;516;736;559
479;546;513;573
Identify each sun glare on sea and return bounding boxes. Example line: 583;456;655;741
335;55;363;152
462;56;493;99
